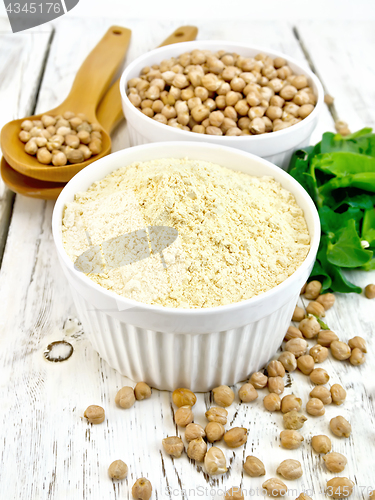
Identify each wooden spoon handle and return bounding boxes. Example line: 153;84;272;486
158;26;198;47
96;26;199;133
63;26;131;120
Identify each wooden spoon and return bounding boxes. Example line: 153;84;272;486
1;78;123;200
0;26;132;183
1;26;199;200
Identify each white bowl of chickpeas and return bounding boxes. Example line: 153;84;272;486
120;41;324;169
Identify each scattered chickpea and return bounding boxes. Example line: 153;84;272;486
292;306;305;322
309;344;329;363
330;341;351;361
172;388;196;407
205;407;228;425
174;406;194;427
296;495;313;500
323;452;347;473
276;459;303;480
297;355;315;375
281;394;302;413
285;338;308;358
205;421;225;442
243;456;266;477
115;387;135;409
108;459;128;480
304;280;322;299
249;371;268;389
317;330;339;347
326;477;354;499
306;398;325;416
311;434;332;454
330;384;347;405
267;360;286;378
348;336;367;353
187;437;207;462
224;427;247;448
162;436;184;458
212;385;235;407
299;316;321;338
238;383;258;402
365;284;375;299
350;347;366;366
185;423;206;442
310;368;330;385
84;405;105;424
132;478;152;500
310;386;332;404
306;301;325;318
324;94;334;105
268;376;284;395
134;382;152;400
280;429;304;449
278;352;297;372
283;410;307;430
204;446;227;475
330;416;351;438
316;293;335;310
264;393;281;412
224;487;244;500
262;478;288;497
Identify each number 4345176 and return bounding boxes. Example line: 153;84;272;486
6;3;61;14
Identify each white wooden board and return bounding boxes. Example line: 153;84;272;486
0;17;374;500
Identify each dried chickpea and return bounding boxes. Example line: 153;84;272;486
268;376;284;395
174;405;193;427
285;338;308;358
67;148;84;164
52;151;67;166
316;293;335;310
370;491;375;500
312;434;331;454
185;423;205;442
205;407;227;425
19;130;31;143
192;124;205;134
326;477;354;499
249;117;266;134
84;405;105;424
348;336;367;353
262;116;273;132
306;301;325;318
224;106;237;120
283;411;307;430
323;452;347;473
330;341;351;361
263;393;281;412
243;456;266;477
306;398;325;416
162;436;184;458
37;147;52;165
330;416;351;438
293;90;310;106
238;383;258;402
134;382;151;401
224;427;247;448
280;429;304;449
299;316;321;338
304;280;322;299
115;387;135;409
285;326;303;341
262;478;288;497
24;139;38;155
330;384;346;405
21;119;33;131
281;394;302;413
317;330;339;347
310;386;332;404
292;306;305;322
224;487;244;500
187;437;206;462
296;494;313;500
297;355;315;375
205;421;225;442
132;478;152;500
365;284;375;298
191;104;210;122
276;459;303;480
309;344;329;363
310;368;330;385
267;360;286;378
249;371;268;389
204;446;227;475
279;85;298;100
278;352;297;372
172;388;196;407
88;138;102;155
108;459;128;480
212;385;234;407
299;104;314;118
350;347;366;365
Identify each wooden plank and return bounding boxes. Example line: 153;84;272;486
296;21;375;132
0;18;53;261
0;18;372;499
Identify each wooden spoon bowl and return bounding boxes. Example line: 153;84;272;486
1;26;132;183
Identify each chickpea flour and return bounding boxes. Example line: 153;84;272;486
62;158;310;308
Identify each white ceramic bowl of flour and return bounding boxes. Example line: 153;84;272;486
52;142;320;391
120;41;324;170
